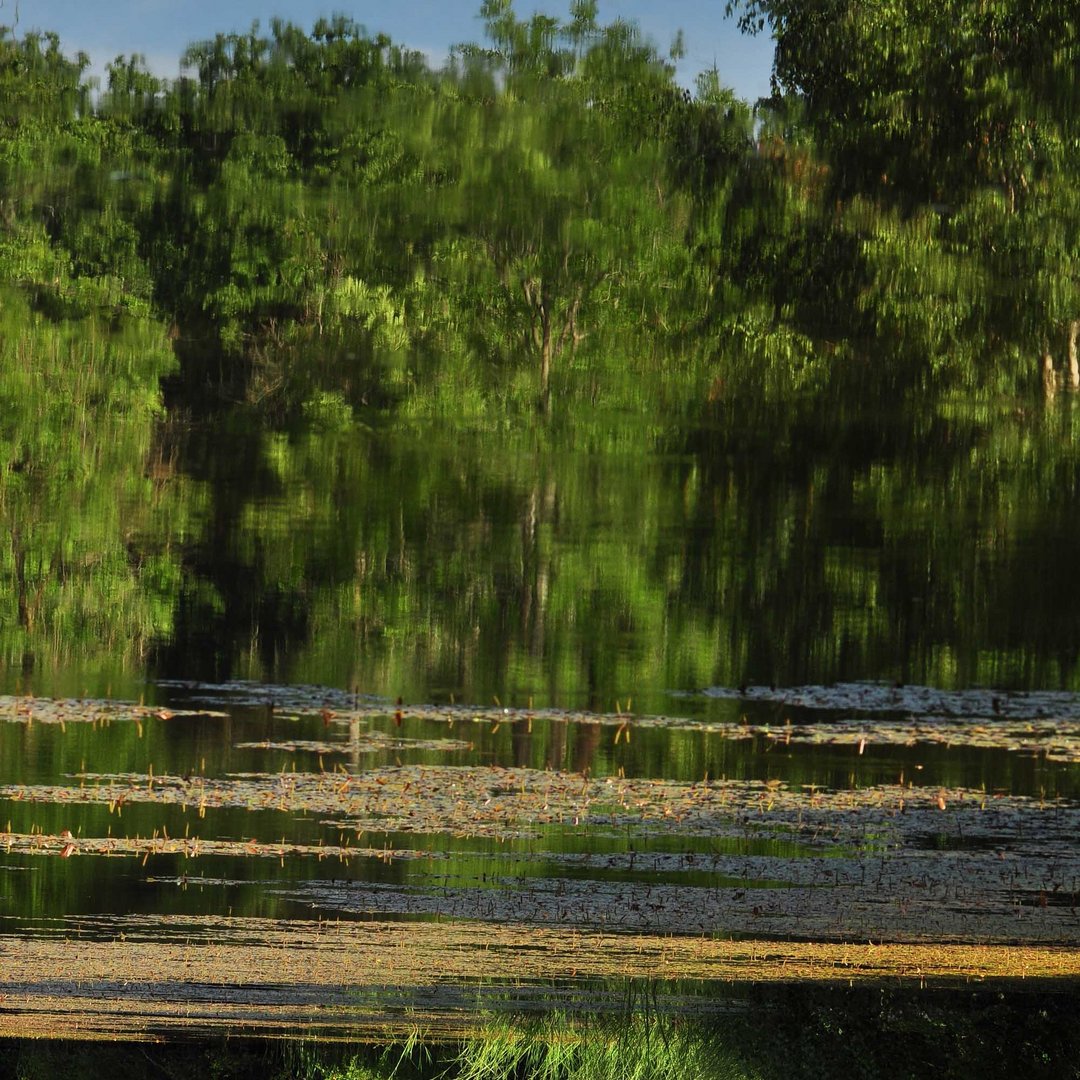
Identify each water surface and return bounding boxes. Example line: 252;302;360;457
4;395;1080;1036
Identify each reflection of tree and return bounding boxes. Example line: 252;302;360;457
148;396;1080;705
0;294;180;674
520;478;555;664
511;718;533;768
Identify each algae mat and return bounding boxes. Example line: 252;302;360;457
3;916;1080;1041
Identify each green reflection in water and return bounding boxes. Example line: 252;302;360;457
6;365;1080;705
140;394;1080;703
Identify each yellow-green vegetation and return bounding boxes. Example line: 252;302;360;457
446;1013;755;1080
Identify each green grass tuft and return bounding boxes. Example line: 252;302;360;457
447;1014;756;1080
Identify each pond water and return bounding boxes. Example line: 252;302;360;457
4;395;1080;1040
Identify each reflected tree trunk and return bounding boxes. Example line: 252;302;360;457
511;718;532;767
9;526;41;632
349;717;362;768
11;528;28;629
1043;349;1057;398
572;722;601;775
520;476;556;662
546;718;567;771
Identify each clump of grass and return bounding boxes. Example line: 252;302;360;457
447;1014;756;1080
300;1054;401;1080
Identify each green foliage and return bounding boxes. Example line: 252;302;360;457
3;0;1080;416
0;27;89;126
4;0;1080;689
727;0;1080;384
91;3;752;415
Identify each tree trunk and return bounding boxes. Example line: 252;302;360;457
539;312;552;400
1068;320;1080;390
522;276;553;414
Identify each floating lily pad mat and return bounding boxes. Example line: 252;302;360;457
314;701;1080;763
3;767;1080;942
7;687;1080;761
0;695;225;725
2;915;1080;1041
234;733;475;755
